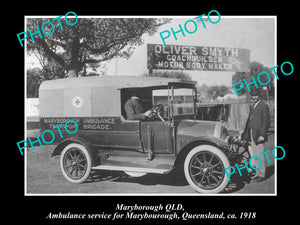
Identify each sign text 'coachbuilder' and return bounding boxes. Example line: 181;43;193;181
147;44;250;72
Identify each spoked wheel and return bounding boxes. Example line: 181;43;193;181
184;145;230;193
60;143;92;183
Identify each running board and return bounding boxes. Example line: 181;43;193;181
91;165;171;174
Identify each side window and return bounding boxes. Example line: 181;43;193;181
172;88;194;115
153;88;194;117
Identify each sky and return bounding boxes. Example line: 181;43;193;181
26;16;276;87
105;16;276;86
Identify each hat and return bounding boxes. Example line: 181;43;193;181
250;88;261;96
130;89;140;99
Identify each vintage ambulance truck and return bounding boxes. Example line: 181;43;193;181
39;76;243;193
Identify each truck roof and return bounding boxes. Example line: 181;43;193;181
39;75;197;90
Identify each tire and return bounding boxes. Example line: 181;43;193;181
124;171;147;177
184;145;230;194
60;143;92;184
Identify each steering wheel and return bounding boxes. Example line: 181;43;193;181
149;104;164;121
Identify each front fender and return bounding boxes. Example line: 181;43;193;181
176;119;229;154
179;136;230;155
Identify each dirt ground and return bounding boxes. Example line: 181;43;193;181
26;133;275;195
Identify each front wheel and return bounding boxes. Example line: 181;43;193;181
60;143;92;183
184;145;229;193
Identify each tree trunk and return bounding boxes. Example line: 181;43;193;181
67;69;78;78
66;36;81;78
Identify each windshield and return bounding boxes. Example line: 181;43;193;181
153;87;195;117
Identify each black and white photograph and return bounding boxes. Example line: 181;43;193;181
14;5;298;225
24;14;276;195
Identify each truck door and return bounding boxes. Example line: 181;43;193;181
108;118;144;152
140;121;173;154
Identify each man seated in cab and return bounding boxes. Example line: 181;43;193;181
124;91;152;120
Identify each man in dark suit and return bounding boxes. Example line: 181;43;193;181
124;92;152;120
242;89;270;181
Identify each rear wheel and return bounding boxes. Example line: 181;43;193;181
60;143;92;183
124;172;147;177
184;145;229;193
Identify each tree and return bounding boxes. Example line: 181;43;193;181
27;17;170;77
232;61;274;97
27;67;44;98
207;85;230;100
197;83;210;101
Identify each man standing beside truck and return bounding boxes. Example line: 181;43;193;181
242;89;270;181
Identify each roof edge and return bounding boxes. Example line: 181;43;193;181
39;76;197;90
